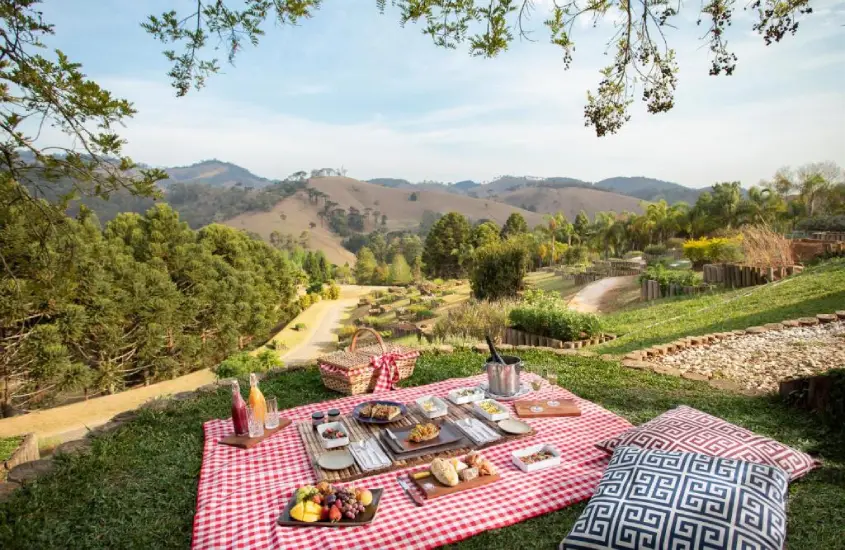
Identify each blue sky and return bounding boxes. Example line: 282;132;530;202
40;0;845;188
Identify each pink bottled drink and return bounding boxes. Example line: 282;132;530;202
231;380;249;436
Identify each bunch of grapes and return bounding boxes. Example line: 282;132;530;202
335;488;365;519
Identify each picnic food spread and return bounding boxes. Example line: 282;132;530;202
408;423;440;443
195;372;640;549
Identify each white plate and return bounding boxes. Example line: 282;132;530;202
511;444;562;472
415;395;448;419
473;399;509;421
317;449;355;470
448;387;485;405
317;421;350;449
498;418;532;435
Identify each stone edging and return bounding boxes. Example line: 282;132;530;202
2;432;38;481
619;310;845;392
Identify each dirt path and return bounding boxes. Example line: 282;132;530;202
568;275;639;313
280;285;382;366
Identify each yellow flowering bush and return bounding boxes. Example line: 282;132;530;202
683;236;744;264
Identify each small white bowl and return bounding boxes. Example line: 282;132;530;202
448;387;485;405
473;399;509;421
416;395;448;419
512;444;561;472
317;421;350;449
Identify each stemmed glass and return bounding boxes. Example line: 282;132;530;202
265;397;279;429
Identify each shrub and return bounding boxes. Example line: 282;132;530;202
639;264;699;293
214;350;282;379
359;316;392;330
623;250;644;259
683;237;743;265
337;325;358;339
413;308;436;321
563;244;590;265
433;300;515;340
796;215;845;232
644;243;667;256
509;304;603;342
666;238;686;250
321;282;341;300
470;240;530;300
293;322;307;331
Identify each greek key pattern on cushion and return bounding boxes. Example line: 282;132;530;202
561;446;789;550
596;405;818;481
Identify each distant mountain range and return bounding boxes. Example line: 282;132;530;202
367;174;705;205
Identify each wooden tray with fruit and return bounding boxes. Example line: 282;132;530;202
278;482;383;528
409;451;500;499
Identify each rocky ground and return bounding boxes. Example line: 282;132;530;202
652;321;845;393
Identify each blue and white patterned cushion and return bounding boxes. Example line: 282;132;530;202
561;446;788;550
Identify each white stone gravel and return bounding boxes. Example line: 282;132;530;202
651;321;845;393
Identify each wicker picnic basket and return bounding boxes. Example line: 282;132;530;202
318;328;419;395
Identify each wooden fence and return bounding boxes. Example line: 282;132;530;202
557;259;645;284
641;280;706;301
702;263;804;288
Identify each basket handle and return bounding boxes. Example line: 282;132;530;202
350;327;387;354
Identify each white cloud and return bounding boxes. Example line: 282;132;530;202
29;1;845;190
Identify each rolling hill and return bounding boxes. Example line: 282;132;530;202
596;176;702;204
495;186;644;216
223;176;546;264
162;160;274;189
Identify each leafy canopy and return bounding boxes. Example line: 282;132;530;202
143;0;813;136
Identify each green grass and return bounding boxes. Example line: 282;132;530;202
600;258;845;354
0;350;842;549
0;437;22;463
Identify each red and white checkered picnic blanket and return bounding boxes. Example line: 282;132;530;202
192;373;632;549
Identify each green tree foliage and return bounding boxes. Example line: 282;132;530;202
470;240;530;300
2;1;167;214
423;212;472;279
354;247;378;284
500;212;528;239
388;254;413;285
573;211;590;241
471;221;501;248
0;181;298;410
143;0;815;136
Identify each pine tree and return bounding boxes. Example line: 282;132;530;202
500;213;528;239
422;212;471;279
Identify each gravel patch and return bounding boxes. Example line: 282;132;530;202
651;321;845;393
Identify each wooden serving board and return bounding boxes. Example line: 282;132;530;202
277;489;384;528
298;401;536;483
218;419;291;449
411;472;501;499
514;399;580;418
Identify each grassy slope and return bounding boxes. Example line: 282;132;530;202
0;351;842;549
599;258;845;354
0;437;21;463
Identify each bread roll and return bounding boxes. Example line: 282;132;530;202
430;458;459;487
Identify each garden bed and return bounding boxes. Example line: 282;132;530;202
502;327;616;349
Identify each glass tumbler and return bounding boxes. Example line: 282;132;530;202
265;397;279;429
247;406;265;438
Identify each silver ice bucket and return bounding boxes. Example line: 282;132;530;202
485;355;523;397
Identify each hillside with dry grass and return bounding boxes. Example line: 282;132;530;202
495;186;644;216
225;177;546;264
